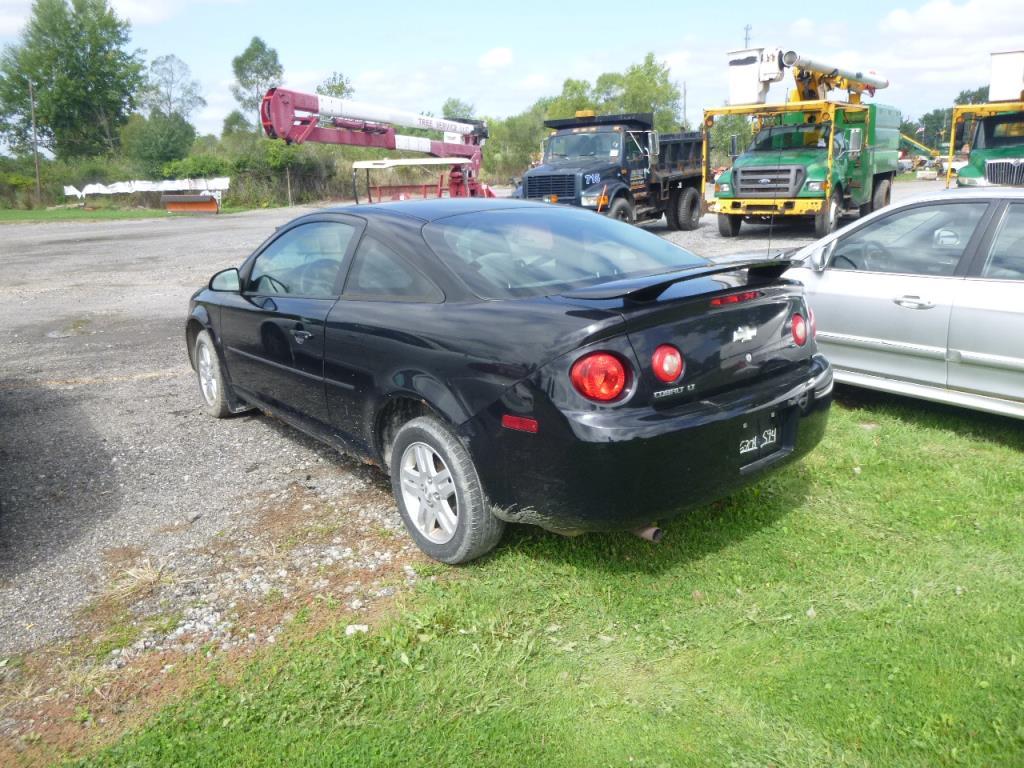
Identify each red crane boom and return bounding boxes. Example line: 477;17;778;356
260;87;493;199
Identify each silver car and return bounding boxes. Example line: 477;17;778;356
787;187;1024;420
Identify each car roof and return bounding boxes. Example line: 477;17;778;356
322;197;546;222
893;186;1024;206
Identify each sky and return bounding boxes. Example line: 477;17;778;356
1;0;1022;137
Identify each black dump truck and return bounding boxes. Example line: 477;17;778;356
516;111;704;229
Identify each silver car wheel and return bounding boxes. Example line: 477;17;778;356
197;341;218;405
399;441;458;544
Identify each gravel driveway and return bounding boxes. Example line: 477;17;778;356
0;180;946;658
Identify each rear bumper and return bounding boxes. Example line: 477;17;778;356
462;355;833;532
711;197;824;216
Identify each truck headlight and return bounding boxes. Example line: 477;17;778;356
715;183;731;194
581;193;609;208
804;181;824;192
957;175;989;187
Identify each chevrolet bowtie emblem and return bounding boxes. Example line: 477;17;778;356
733;326;757;343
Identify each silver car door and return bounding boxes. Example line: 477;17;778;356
947;201;1024;407
800;200;990;387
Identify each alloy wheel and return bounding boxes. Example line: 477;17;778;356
399;441;459;544
197;342;218;405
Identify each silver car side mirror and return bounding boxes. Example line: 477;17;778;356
933;228;960;248
809;241;835;272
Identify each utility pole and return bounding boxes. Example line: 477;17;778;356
744;24;752;47
28;79;41;206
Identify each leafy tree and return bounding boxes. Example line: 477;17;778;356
609;53;681;132
919;107;952;150
144;54;205;119
441;97;475;120
709;113;753;167
485;98;551;179
544;78;597;121
120;111;196;175
222;109;252;137
955;86;989;105
230;37;283;129
316;72;353;99
541;54;681;132
0;0;145;158
162;153;231;180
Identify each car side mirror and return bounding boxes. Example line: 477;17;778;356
209;267;240;292
933;228;960;248
849;128;863;155
809;241;836;272
729;134;739;158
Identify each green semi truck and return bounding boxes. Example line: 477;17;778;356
705;50;900;238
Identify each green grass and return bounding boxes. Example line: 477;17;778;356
0;207;170;223
0;205;258;223
77;391;1024;767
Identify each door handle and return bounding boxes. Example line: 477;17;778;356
291;329;314;344
893;295;935;310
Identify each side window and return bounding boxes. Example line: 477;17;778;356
343;236;442;302
248;222;356;298
829;202;988;277
625;132;645;162
980;204;1024;281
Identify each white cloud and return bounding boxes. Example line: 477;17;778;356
109;0;176;25
789;18;814;38
478;47;513;71
0;0;30;36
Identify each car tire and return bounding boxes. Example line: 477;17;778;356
717;213;741;237
608;197;634;223
872;178;892;212
675;187;702;231
390;415;505;564
194;329;233;419
814;189;840;238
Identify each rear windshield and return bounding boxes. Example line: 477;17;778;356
423;207;707;299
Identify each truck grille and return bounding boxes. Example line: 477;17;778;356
524;174;576;199
985;159;1024;186
734;166;805;197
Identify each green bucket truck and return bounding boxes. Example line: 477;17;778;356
946;51;1024;188
705;49;900;238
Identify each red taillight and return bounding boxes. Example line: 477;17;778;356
791;313;808;346
808;307;817;339
651;344;684;383
571;352;627;402
710;290;761;307
501;414;539;433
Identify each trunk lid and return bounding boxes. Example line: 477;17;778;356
559;260;811;405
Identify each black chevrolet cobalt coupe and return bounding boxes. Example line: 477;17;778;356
187;199;832;563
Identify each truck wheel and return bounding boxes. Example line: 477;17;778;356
872;178;892;212
676;187;702;231
665;190;680;229
814;190;840;238
717;214;741;237
608;197;634;223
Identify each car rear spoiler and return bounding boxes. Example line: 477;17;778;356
562;257;801;302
